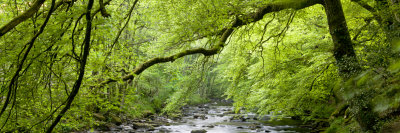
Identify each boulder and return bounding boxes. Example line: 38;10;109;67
142;110;154;118
205;124;215;128
191;129;207;133
193;114;207;119
249;124;262;129
132;122;154;129
169;113;182;120
230;115;246;122
110;114;122;125
96;122;115;131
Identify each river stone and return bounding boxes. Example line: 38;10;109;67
96;122;114;131
230;115;246;122
147;127;156;131
158;127;171;132
249;124;262;129
205;124;215;128
193;114;206;119
143;110;154;118
132;122;154;129
191;129;207;133
110;114;122;125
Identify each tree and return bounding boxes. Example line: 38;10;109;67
0;0;398;132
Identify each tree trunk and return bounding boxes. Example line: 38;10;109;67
324;0;377;131
324;0;360;78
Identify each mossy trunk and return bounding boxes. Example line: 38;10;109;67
323;0;378;131
323;0;360;78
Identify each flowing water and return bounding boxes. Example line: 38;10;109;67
154;103;311;133
91;102;312;133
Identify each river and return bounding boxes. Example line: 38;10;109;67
155;103;311;133
93;102;312;133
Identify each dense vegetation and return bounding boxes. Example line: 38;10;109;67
0;0;399;132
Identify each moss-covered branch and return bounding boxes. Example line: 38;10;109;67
98;26;234;88
0;0;46;37
235;0;322;27
98;0;322;87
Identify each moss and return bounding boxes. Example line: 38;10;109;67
324;118;362;133
330;104;349;119
380;116;400;133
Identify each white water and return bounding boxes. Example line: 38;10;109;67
154;105;310;133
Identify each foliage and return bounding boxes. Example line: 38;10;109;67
0;0;400;132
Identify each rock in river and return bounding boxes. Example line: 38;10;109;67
191;129;207;133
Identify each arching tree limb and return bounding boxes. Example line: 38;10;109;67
98;26;234;88
97;0;323;87
0;0;46;37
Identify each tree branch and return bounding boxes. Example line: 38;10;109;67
0;0;46;37
235;0;323;28
46;0;94;131
0;0;56;121
99;0;111;17
350;0;382;23
97;0;322;87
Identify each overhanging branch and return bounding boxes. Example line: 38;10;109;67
98;26;234;88
350;0;382;23
97;0;322;87
0;0;46;37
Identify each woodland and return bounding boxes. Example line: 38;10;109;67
0;0;400;132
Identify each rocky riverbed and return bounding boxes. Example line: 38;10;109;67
87;101;312;133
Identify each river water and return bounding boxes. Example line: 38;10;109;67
90;102;311;133
154;104;311;133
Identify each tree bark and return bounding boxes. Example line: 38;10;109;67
324;0;377;131
324;0;360;78
0;0;46;37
